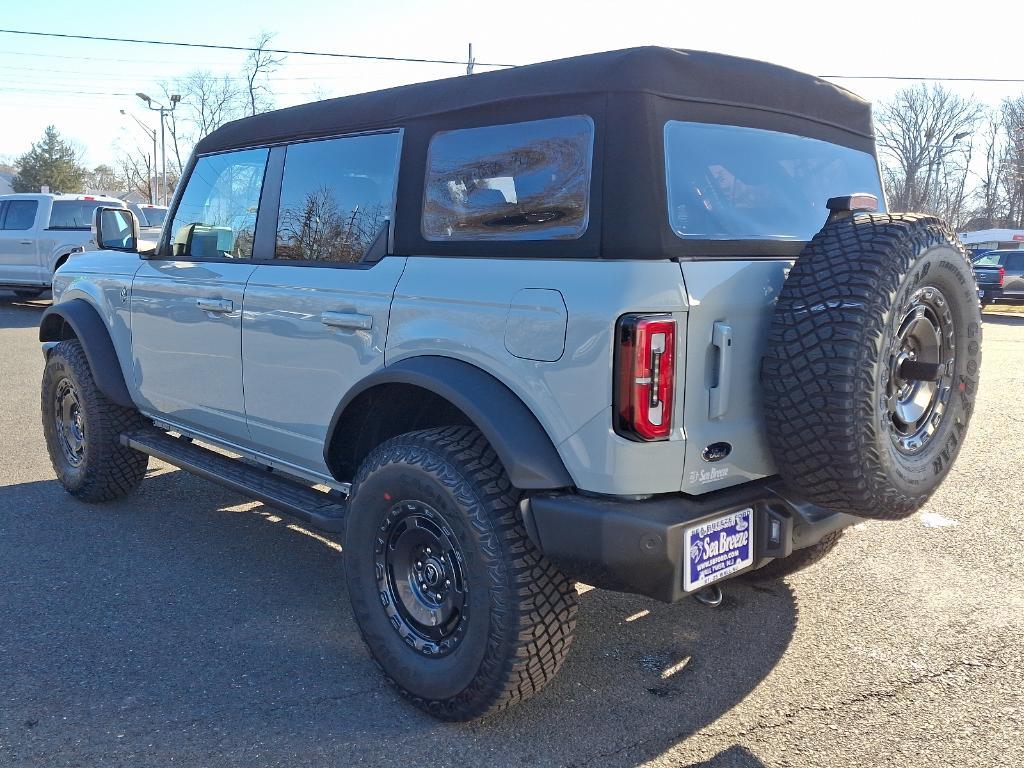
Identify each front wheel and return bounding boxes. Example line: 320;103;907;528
41;340;148;501
344;426;578;720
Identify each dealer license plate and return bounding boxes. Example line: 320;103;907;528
683;508;754;592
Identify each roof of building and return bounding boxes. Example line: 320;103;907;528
196;46;873;155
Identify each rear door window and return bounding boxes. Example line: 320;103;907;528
1005;253;1024;271
48;200;115;230
422;115;594;241
664;121;884;242
168;148;269;260
3;200;38;230
275;132;401;263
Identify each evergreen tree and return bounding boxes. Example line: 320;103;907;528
12;126;87;193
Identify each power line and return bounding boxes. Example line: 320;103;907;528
821;74;1024;83
0;29;1020;84
0;28;517;68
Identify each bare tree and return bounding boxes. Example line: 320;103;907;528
1001;95;1024;227
116;146;155;202
244;32;284;116
970;115;1007;229
876;84;982;222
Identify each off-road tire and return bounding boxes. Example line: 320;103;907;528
763;214;981;520
344;426;578;721
742;531;844;583
41;340;148;502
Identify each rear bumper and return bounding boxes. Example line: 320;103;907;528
522;478;856;603
977;286;1003;301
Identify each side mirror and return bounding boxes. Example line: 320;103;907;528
93;207;140;253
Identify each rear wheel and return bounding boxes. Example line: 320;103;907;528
763;214;981;520
344;426;578;720
41;340;148;502
13;289;45;299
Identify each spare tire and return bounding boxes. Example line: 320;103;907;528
762;213;981;520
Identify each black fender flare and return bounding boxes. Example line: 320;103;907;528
327;356;574;490
39;299;135;408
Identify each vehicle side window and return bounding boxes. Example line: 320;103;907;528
1006;253;1024;271
276;132;400;263
3;200;38;230
168;148;269;260
422;115;594;241
48;201;116;230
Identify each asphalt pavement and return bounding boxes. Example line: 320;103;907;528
1;292;1021;768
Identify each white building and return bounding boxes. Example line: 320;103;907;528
957;228;1024;251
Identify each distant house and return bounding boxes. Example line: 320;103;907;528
0;171;13;195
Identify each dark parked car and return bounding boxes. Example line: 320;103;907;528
973;250;1024;308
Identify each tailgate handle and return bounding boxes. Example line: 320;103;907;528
709;321;732;419
321;311;372;331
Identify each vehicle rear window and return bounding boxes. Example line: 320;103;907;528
664;121;885;242
972;253;1003;266
2;200;37;230
48;200;120;230
422;115;594;241
140;207;168;226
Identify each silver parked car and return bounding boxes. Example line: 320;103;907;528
37;47;982;721
0;193;125;297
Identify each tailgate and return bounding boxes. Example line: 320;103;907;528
676;259;789;494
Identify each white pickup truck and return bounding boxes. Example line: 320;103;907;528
0;193;126;297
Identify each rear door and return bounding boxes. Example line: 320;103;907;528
241;131;404;474
0;199;41;284
1003;252;1024;299
131;148;268;444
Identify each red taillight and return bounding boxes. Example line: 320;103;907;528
83;196;95;200
615;314;676;441
999;267;1006;287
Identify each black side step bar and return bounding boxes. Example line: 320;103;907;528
121;428;347;533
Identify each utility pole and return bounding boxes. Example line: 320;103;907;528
136;92;182;205
466;43;475;75
120;110;157;204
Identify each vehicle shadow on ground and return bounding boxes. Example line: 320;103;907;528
982;311;1024;327
0;293;47;329
0;466;794;767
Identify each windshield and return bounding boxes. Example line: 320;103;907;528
665;121;885;241
48;200;123;230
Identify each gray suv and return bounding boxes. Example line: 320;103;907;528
38;48;982;720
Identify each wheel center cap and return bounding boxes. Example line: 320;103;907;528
422;560;442;587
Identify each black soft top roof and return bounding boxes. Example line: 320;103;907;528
197;46;872;154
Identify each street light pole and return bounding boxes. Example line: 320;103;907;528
136;92;181;205
119;109;157;204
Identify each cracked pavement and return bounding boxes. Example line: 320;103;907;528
1;295;1022;768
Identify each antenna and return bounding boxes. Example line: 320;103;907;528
466;43;475;75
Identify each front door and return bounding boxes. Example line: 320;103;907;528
131;148;269;445
0;199;41;285
241;131;404;474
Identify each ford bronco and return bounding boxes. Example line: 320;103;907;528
38;48;982;720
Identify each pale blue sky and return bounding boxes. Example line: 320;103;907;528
0;0;1019;168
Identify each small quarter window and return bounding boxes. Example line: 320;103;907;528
422;116;594;241
168;148;268;260
275;132;400;263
